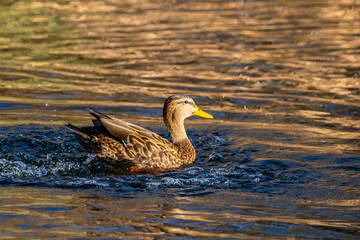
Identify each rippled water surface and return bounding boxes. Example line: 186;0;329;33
0;0;359;238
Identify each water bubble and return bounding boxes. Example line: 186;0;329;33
209;152;222;161
161;177;184;187
213;136;228;144
184;166;204;175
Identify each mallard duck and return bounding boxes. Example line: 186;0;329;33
66;95;213;172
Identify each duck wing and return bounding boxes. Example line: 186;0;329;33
88;109;179;168
89;109;167;143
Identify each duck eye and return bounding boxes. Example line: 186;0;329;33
184;100;189;104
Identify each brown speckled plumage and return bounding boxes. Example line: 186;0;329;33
66;95;213;172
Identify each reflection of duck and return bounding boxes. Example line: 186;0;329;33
66;95;213;173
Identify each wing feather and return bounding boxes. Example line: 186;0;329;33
100;118;135;140
88;109;176;157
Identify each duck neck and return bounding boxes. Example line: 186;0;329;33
174;138;196;164
163;112;188;143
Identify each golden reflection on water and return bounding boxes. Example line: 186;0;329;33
1;1;359;97
1;187;359;239
0;1;359;238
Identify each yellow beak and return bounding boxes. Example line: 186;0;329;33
192;105;213;119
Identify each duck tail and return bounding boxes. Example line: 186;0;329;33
65;123;90;139
66;123;101;153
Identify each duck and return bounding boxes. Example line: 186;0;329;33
66;95;213;173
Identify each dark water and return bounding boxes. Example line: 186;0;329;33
0;0;359;239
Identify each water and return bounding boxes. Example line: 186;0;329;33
0;0;359;238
